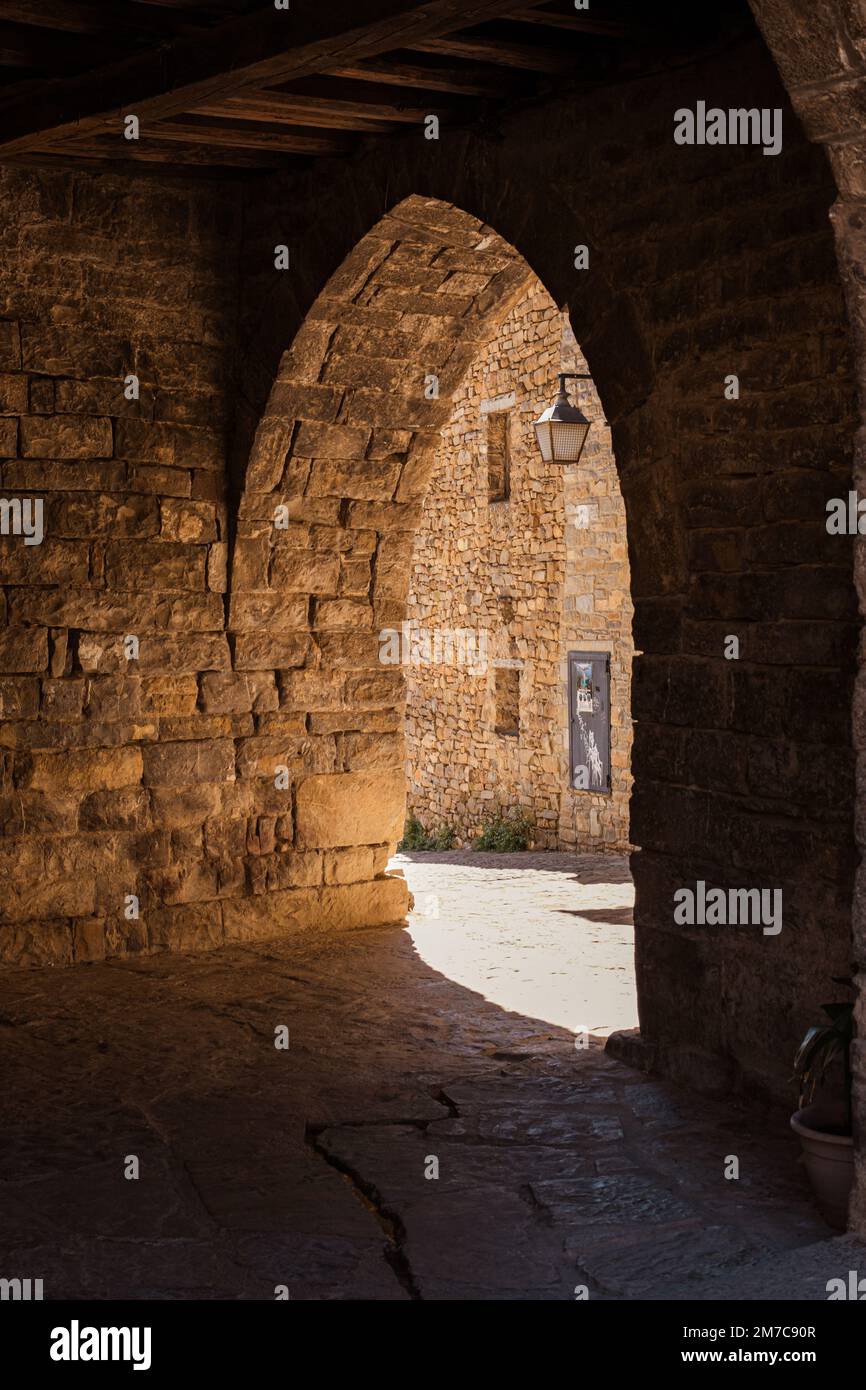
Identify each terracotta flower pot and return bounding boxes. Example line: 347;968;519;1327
791;1101;854;1231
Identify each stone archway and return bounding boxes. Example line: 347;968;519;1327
234;76;859;1136
230;197;550;936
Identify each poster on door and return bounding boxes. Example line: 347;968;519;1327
568;651;611;793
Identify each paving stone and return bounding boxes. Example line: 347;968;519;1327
0;854;840;1299
568;1221;769;1299
530;1174;700;1227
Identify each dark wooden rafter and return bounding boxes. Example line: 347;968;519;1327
0;1;215;37
0;0;560;156
190;90;436;133
44;135;295;164
504;6;629;37
0;0;668;173
133;117;351;153
324;55;517;98
408;33;578;73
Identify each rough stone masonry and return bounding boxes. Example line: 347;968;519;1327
404;278;632;851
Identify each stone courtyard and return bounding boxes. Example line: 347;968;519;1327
0;851;845;1301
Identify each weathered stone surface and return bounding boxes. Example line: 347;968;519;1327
159;499;219;543
296;769;405;848
0;628;48;673
19;414;113;459
73;919;106;963
236;734;335;779
0;373;28;414
227;592;308;632
141;740;235;787
80;788;149;831
147;903;226;953
221;886;319;939
232;632;309;669
24;746;142;792
293;421;370;460
268;550;340;592
199;671;278;715
248;850;321;893
324;845;381;884
318;876;409;928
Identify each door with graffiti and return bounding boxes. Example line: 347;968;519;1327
568;651;611;793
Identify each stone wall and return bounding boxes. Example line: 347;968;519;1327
0;165;240;964
403;280;632;850
747;0;866;1242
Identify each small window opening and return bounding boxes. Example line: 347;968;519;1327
495;666;520;737
487;410;510;502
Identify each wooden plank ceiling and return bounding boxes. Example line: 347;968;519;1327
0;0;750;176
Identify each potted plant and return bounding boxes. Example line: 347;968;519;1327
791;977;856;1231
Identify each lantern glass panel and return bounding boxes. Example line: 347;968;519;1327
551;420;590;462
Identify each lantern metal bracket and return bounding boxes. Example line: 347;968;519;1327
556;373;608;426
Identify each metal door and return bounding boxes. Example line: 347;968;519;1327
568;651;611;793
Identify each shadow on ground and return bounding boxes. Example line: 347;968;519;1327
0;909;835;1300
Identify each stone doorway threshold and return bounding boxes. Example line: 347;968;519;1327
0;851;838;1299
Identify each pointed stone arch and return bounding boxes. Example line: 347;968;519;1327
229;196;561;936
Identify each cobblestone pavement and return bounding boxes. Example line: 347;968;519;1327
0;852;832;1300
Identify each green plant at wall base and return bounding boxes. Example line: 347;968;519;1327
473;810;532;853
398;815;456;852
793;977;856;1134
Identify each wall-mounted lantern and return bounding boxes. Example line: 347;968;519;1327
533;372;593;465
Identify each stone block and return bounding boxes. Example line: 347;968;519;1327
0;373;28;414
73;919;106;963
147;903;226;953
19;415;113;459
233;633;309;670
0;627;48;673
317;875;410;928
293;421;371;460
228;592;308;633
295;769;405;848
26;746;142;792
141;740;235;787
221;886;319;940
269;550;340;592
104;541;207;592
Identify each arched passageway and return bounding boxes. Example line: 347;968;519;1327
236;157;858;1131
0;0;865;1265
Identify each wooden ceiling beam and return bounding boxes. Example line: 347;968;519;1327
191;89;445;132
324;56;516;98
0;1;211;37
504;6;628;36
0;0;553;157
42;136;296;168
3;148;259;181
147;117;353;153
409;34;577;73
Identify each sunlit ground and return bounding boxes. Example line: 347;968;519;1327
392;850;638;1038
